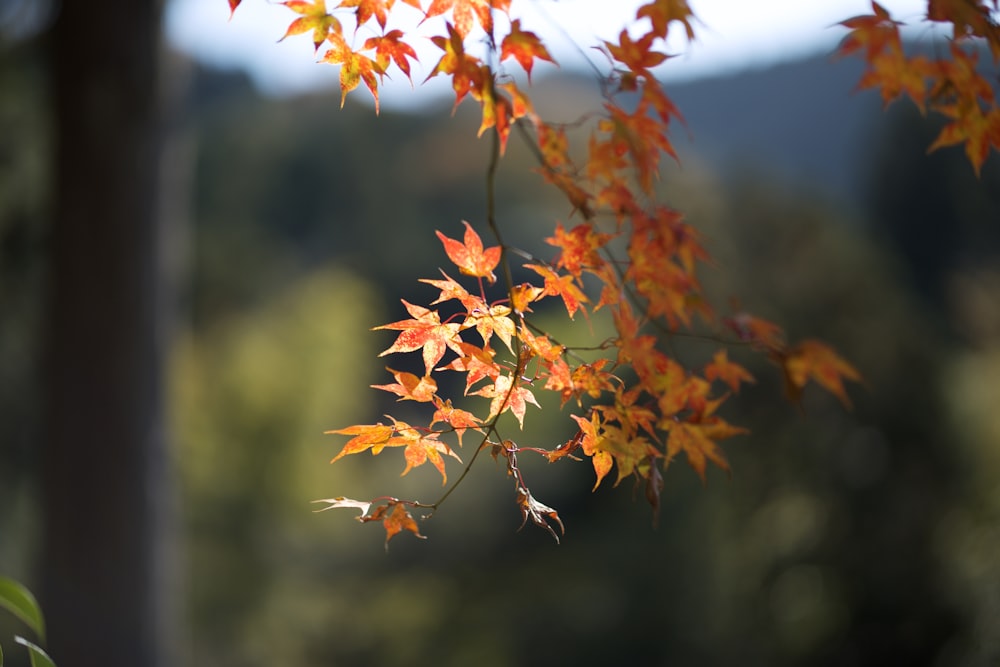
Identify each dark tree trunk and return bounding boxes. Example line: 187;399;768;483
41;0;172;665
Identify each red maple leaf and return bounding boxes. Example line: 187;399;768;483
374;299;464;375
500;19;556;83
435;220;502;283
363;30;418;82
525;263;589;319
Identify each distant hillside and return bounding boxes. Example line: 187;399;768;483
524;51;882;206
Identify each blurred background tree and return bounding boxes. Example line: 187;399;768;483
1;2;999;666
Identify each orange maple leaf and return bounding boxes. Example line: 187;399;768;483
927;0;1000;61
374;299;464;375
377;502;426;550
426;22;484;110
782;339;862;408
435;220;502;283
571;412;613;490
929;103;1000;176
327;422;395;461
704;349;755;393
430;398;482;447
372;367;439;402
636;0;697;41
600;102;677;193
474;71;515;152
437;341;499;394
604;29;670;78
384;418;462;484
280;0;342;52
724;312;786;351
475;374;540;428
525;263;589;319
545;221;614;279
363;30;418;82
663;418;743;482
321;31;384;112
420;270;487;312
837;1;902;60
500;19;556;83
423;0;510;39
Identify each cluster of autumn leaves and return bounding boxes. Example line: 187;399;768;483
227;0;998;546
840;0;1000;175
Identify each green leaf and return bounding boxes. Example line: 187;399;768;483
1;637;5;666
0;578;45;641
14;637;55;667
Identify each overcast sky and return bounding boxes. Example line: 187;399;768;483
165;0;927;109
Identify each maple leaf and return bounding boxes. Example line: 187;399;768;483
321;31;384;112
362;502;426;551
311;496;373;517
475;374;540;428
228;0;242;19
466;304;515;351
363;30;418;82
386;420;462;484
515;487;564;543
571;361;616;402
723;312;786;351
436;220;502;283
857;50;931;109
372;367;438;402
437;341;499;393
426;22;485;110
782;339;862;408
423;0;510;39
604;29;670;78
420;270;487;312
600;423;659;485
663;418;744;482
337;417;460;484
525;263;589;319
545;222;614;279
474;71;515;153
509;282;545;314
600;102;677;194
499;80;536;123
339;0;421;31
598;386;659;440
928;0;1000;61
518;324;564;363
704;349;755;393
280;0;342;52
636;0;697;41
430;398;482;447
571;412;613;490
500;19;556;83
327;422;394;461
928;103;1000;176
374;299;464;375
837;1;902;61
